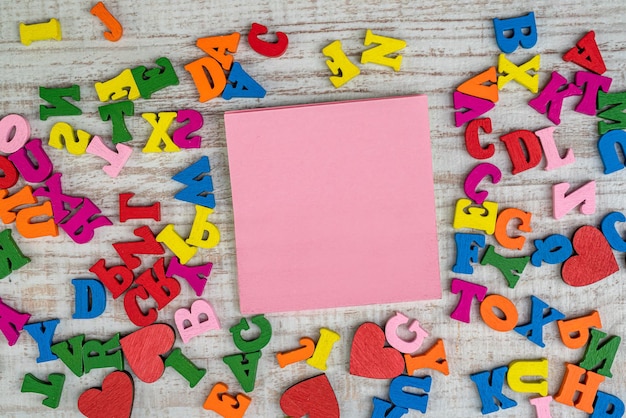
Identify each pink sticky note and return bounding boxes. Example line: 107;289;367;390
224;95;441;313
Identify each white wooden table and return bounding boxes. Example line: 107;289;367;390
1;1;625;416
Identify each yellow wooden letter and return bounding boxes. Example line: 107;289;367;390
142;112;180;153
507;358;549;396
497;54;541;93
361;29;407;71
186;206;220;249
156;224;198;264
453;198;499;235
95;68;140;102
48;122;91;155
20;19;62;46
322;40;360;88
306;328;340;371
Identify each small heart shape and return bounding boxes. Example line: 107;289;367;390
280;374;339;418
78;371;134;418
120;323;175;383
562;225;619;286
349;322;405;379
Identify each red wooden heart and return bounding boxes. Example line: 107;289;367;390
349;322;405;379
280;374;339;418
562;225;619;286
120;323;175;383
78;371;134;418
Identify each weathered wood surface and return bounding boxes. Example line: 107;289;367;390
0;0;625;416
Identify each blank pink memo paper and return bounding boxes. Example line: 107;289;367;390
224;95;441;314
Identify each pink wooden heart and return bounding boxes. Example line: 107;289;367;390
280;374;339;418
349;322;405;379
562;225;619;286
120;323;175;383
78;371;134;418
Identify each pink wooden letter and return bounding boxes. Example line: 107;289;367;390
86;135;132;177
175;299;220;343
529;396;553;418
384;312;428;354
535;127;575;171
0;114;30;154
553;181;596;219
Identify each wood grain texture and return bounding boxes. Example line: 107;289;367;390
0;0;625;416
77;371;134;418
